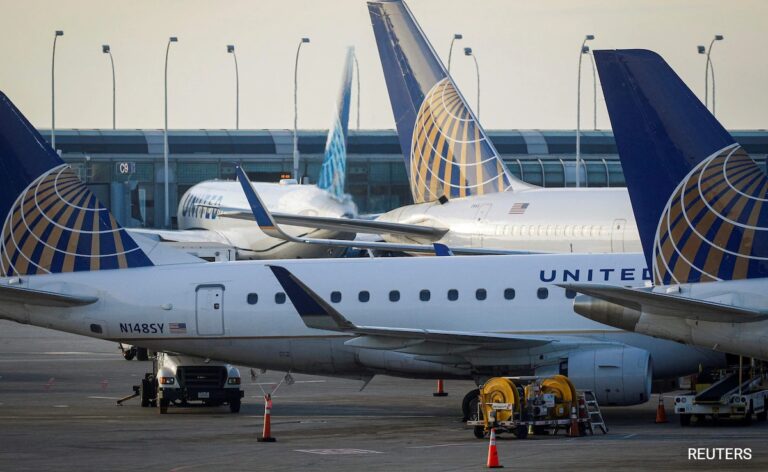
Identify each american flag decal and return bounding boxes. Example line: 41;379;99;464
169;323;187;334
508;203;529;215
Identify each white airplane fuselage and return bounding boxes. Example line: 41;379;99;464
378;187;641;253
0;253;723;385
177;181;357;259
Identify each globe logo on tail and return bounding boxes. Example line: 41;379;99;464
410;78;512;204
0;165;152;276
653;144;768;284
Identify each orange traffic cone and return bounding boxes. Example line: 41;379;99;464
486;427;503;468
433;379;448;397
655;395;668;423
257;394;277;442
569;406;580;437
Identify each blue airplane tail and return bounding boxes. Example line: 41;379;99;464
317;47;354;200
595;49;768;284
0;92;152;276
367;0;530;204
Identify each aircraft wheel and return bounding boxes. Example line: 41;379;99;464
123;347;136;361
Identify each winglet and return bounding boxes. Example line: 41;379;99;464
268;265;356;332
433;243;454;256
234;166;290;240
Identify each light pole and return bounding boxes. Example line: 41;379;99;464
576;34;594;188
227;45;239;130
353;51;361;131
589;50;597;130
51;30;63;151
464;47;480;118
293;37;310;182
163;36;178;229
102;45;116;129
446;33;462;73
700;35;724;115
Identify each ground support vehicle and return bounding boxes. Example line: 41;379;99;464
466;375;605;439
123;353;244;414
675;367;768;426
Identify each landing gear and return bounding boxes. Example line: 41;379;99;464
122;347;136;361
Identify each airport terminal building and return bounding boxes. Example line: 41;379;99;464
44;129;768;229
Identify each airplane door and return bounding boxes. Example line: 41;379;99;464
472;204;492;247
196;285;225;336
611;219;626;252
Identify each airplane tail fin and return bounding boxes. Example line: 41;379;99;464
367;0;530;204
317;47;354;200
0;92;153;276
595;49;768;284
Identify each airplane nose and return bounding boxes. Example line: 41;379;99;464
573;295;641;332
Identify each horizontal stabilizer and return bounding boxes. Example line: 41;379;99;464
561;283;768;323
0;284;98;307
221;210;448;239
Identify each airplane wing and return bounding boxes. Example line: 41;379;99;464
269;265;553;352
233;166;537;256
128;228;233;245
560;283;768;323
0;284;98;307
219;210;447;239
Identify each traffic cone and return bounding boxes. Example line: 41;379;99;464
486;427;503;468
569;406;580;437
257;394;277;442
433;379;448;397
655;395;668;424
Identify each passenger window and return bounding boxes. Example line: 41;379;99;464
537;287;549;300
331;291;342;303
475;288;487;301
565;289;577;299
275;292;286;304
358;291;370;303
419;289;431;302
247;293;258;305
447;289;459;301
504;288;515;300
389;290;400;302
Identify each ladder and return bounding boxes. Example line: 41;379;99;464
582;390;608;434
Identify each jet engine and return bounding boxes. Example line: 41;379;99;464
537;346;652;406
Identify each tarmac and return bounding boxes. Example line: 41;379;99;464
1;320;766;471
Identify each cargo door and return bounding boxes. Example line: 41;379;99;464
611;219;626;253
196;285;225;336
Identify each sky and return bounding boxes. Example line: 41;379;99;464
0;0;765;131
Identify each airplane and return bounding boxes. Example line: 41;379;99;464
0;90;725;415
205;0;644;257
133;47;364;260
365;0;643;254
560;49;768;361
